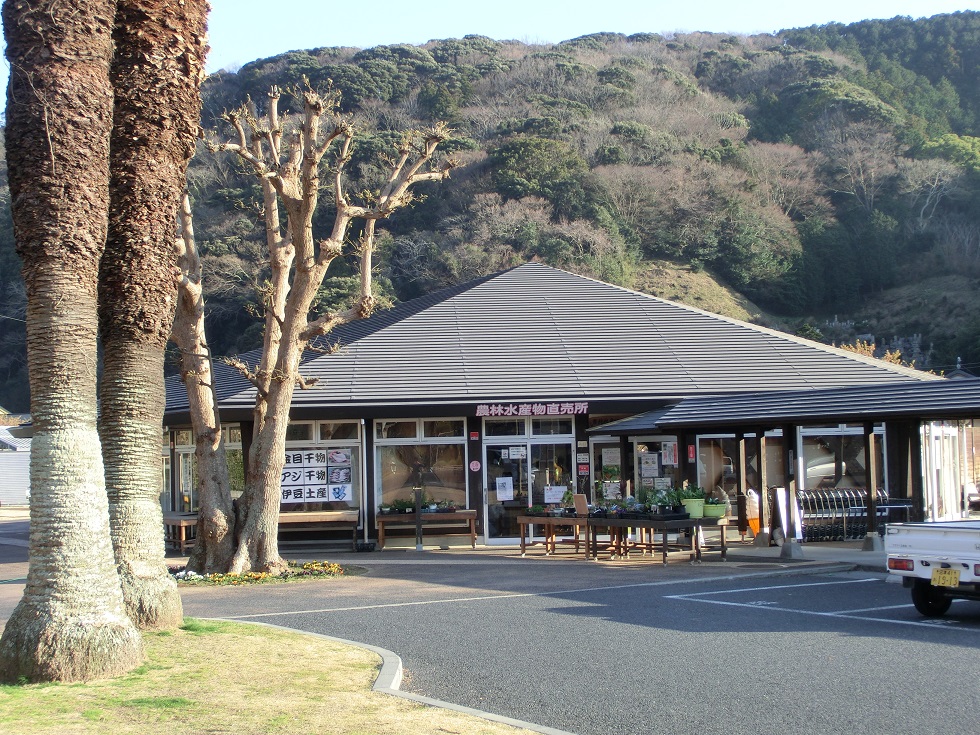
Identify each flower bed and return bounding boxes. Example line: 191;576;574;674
169;559;345;586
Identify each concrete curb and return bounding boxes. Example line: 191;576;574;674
209;618;576;735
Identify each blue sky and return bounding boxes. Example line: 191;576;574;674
1;1;979;98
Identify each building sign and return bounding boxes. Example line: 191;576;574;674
281;447;353;504
475;402;589;417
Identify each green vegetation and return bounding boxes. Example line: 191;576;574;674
5;13;980;411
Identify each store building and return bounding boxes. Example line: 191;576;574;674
163;263;941;546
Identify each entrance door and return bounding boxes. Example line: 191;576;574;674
486;445;529;539
530;443;573;507
485;442;574;540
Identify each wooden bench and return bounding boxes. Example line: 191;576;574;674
278;509;360;550
163;509;361;554
375;510;477;549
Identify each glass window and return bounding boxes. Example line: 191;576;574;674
285;423;313;442
224;425;243;445
177;451;196;513
320;421;359;441
175;429;193;447
377;444;466;509
485;418;524;436
531;418;573;436
226;448;245;499
423;420;464;438
160;455;172;513
376;420;418;440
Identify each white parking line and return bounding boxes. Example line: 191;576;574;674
666;580;977;631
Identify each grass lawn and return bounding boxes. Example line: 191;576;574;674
0;619;535;735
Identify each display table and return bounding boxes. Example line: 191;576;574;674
162;512;198;553
586;516;729;564
375;510;477;549
516;515;589;556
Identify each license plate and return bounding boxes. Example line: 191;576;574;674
931;568;960;587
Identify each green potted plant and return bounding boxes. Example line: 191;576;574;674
677;485;705;518
703;496;727;518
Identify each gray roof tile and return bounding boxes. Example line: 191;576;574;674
167;263;936;415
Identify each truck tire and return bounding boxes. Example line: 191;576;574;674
911;579;953;617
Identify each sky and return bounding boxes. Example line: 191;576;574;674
1;1;979;98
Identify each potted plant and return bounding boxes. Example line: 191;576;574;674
678;486;705;518
703;496;727;518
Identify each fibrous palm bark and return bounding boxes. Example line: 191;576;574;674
97;0;209;630
0;0;143;681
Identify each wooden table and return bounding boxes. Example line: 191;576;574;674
517;515;589;556
162;512;198;553
586;516;729;564
376;510;477;549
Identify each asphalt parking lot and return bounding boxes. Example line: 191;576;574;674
175;553;980;735
4;512;980;735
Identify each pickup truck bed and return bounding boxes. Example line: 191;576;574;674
885;520;980;616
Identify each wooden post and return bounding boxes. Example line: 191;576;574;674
736;432;749;538
862;422;883;550
754;433;771;547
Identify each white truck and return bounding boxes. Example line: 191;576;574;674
885;520;980;617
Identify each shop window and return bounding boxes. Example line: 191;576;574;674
376;420;418;440
423;419;464;438
160;455;172;513
177;451;196;513
377;444;466;509
320;421;359;441
801;430;879;490
285;423;313;442
226;448;245;499
224;425;242;445
531;418;573;436
485;418;524;437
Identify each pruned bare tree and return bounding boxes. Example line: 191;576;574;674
173;192;237;574
208;85;456;573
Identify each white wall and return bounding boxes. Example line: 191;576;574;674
0;451;30;506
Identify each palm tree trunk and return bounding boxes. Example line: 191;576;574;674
0;0;143;682
98;0;208;628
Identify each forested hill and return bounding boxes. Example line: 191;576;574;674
3;11;980;411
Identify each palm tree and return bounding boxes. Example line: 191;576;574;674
0;0;143;681
98;0;209;630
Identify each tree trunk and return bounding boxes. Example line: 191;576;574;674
98;0;208;628
174;194;236;575
0;0;143;681
230;395;291;575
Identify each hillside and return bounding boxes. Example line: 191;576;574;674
2;11;980;410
